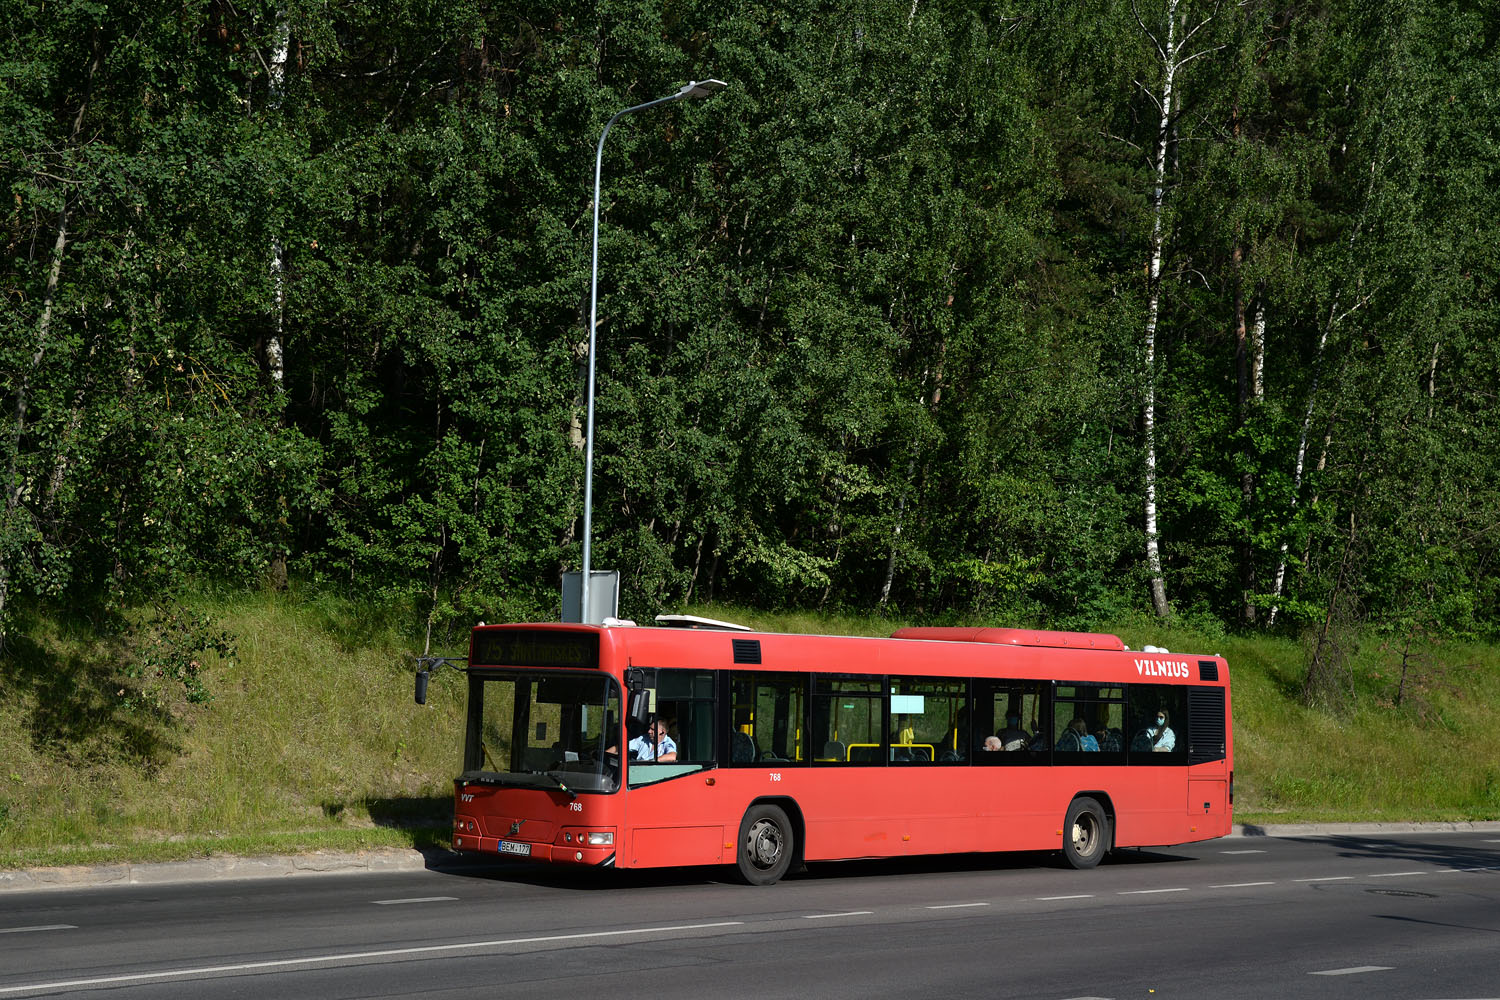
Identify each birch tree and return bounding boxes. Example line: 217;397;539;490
265;7;291;395
1134;0;1222;618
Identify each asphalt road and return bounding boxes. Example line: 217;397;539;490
2;831;1498;999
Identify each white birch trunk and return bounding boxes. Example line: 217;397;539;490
1266;322;1326;624
1;36;99;634
1142;0;1180;619
1268;158;1379;624
266;9;291;394
1251;289;1266;401
1;209;72;633
1426;339;1439;420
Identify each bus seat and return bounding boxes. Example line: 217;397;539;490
823;740;846;760
849;745;880;764
731;731;757;764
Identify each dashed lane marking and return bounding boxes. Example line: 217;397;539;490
0;925;76;935
925;903;990;910
1369;871;1427;878
1035;894;1094;901
1295;876;1352;882
802;911;873;919
372;897;459;905
1210;881;1275;888
1117;887;1190;895
1310;966;1393;976
1220;849;1266;854
0;922;745;996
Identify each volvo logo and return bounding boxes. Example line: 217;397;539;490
507;819;526;837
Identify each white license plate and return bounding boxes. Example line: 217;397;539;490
498;840;532;857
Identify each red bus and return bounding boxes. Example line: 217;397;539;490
419;618;1232;885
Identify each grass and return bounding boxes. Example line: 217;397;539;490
3;594;1497;872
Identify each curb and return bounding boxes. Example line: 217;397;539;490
1228;820;1500;838
4;823;1498;894
0;847;461;895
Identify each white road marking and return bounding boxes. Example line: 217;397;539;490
1210;881;1275;888
1036;894;1093;901
925;902;990;910
372;897;459;906
0;921;745;996
1117;887;1190;895
0;925;76;935
1220;849;1266;854
1295;876;1352;882
803;911;873;919
1369;871;1427;878
1310;966;1393;976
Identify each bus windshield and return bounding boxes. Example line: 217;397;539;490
463;671;621;794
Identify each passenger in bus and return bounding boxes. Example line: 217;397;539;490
1146;709;1176;752
940;708;971;760
1057;718;1098;751
628;718;678;761
981;735;1003;752
997;711;1029;750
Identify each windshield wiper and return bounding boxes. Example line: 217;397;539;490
528;770;578;800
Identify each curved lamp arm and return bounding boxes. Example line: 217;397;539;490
580;80;728;623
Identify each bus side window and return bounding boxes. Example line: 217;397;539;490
655;669;715;763
889;676;965;764
1128;684;1187;761
730;675;805;765
812;675;882;765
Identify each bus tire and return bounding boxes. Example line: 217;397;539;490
1062;796;1109;870
735;804;793;886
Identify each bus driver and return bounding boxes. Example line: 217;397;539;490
629;718;678;761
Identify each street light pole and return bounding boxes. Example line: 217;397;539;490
579;79;727;624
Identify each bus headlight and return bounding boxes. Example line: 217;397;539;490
586;831;614;846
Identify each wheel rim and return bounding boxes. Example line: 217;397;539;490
745;818;784;870
1072;814;1098;858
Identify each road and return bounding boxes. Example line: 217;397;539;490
2;832;1498;999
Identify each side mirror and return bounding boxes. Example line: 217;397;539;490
624;667;652;729
414;670;430;705
628;690;651;730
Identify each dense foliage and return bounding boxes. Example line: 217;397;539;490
4;0;1498;643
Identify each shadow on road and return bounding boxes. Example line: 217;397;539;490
1297;833;1500;874
421;842;1200;892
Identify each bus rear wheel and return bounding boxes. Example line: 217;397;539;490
735;804;793;885
1063;796;1109;870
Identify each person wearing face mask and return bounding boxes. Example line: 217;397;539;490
1146;709;1176;752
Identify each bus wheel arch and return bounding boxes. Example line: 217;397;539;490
734;797;804;885
1062;793;1114;869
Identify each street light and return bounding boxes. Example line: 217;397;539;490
579;79;728;624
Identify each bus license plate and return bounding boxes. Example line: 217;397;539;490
498;840;531;857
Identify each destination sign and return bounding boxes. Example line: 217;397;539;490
470;629;599;669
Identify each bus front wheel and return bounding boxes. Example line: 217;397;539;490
735;804;793;885
1062;796;1109;870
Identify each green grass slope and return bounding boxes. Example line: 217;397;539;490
3;595;1497;871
